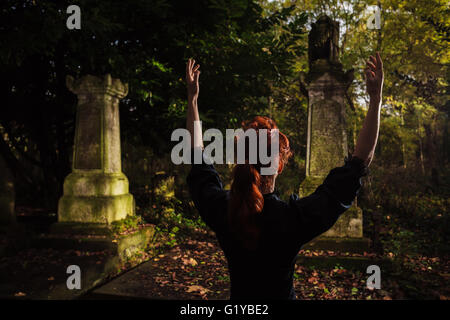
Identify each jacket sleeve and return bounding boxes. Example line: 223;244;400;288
288;155;368;245
186;150;228;233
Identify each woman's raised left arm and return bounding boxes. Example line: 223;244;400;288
185;58;228;233
185;58;203;149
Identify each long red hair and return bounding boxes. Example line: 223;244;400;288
228;116;292;249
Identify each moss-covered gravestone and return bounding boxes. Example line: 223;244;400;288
299;15;369;252
57;74;134;226
49;74;154;262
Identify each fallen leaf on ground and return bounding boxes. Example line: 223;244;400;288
186;285;210;294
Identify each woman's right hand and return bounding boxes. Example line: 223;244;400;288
353;52;383;166
186;58;200;100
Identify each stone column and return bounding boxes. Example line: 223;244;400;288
57;74;135;228
299;15;368;251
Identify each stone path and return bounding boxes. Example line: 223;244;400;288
84;234;231;300
86;259;172;299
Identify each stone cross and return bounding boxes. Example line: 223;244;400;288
57;74;135;226
300;16;367;247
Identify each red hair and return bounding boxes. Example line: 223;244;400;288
228;116;292;249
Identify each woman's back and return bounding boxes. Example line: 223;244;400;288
187;154;367;299
217;192;300;299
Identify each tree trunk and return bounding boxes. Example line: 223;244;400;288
400;108;407;168
417;113;425;175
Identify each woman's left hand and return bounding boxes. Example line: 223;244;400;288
186;58;200;99
365;52;383;100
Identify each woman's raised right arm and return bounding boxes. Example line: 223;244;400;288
352;52;384;167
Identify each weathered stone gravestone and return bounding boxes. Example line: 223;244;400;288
299;15;369;252
57;74;134;227
50;74;153;261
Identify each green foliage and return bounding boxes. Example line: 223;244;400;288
218;274;230;282
361;163;450;257
140;182;206;248
0;0;308;209
111;215;143;234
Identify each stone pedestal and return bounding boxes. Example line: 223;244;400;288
299;16;369;252
48;74;154;263
57;74;135;228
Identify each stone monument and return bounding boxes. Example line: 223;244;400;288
49;74;154;263
57;74;135;229
299;15;369;252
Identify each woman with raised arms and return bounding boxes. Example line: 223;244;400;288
185;53;383;299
